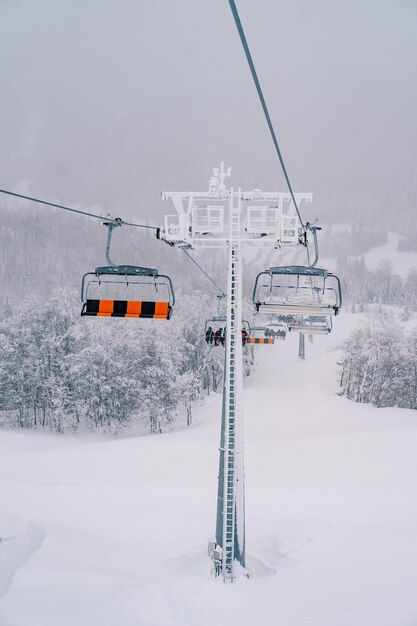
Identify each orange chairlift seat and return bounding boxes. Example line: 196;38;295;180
249;326;275;345
248;337;274;345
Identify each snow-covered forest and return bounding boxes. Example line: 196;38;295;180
0;201;260;434
340;310;417;409
338;258;417;309
0;290;252;433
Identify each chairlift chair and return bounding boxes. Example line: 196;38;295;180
265;321;287;340
253;265;342;316
287;314;332;335
268;313;297;325
248;326;275;344
205;316;251;346
81;220;175;319
204;316;251;334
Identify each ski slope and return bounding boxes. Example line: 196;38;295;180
363;232;417;278
320;231;417;278
1;314;417;626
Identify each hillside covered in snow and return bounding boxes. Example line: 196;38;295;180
1;313;417;626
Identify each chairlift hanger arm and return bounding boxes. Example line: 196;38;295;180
101;220;164;278
305;223;320;268
104;219;122;267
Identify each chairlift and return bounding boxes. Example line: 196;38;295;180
81;219;175;319
287;314;332;335
264;322;287;340
204;316;250;334
268;313;296;325
248;326;275;345
253;265;342;316
205;316;251;346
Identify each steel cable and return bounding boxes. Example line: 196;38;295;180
181;248;226;297
0;188;159;230
228;0;305;230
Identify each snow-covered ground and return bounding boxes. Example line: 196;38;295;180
1;313;417;626
363;232;417;277
321;231;417;278
0;513;45;600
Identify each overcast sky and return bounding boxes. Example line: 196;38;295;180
0;0;416;225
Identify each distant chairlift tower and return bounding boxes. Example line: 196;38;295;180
161;163;312;582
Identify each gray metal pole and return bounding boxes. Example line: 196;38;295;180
299;333;305;360
214;240;245;581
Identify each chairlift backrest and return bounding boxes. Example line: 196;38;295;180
253;265;342;316
205;316;251;334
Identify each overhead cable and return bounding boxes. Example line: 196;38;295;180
0;188;159;231
228;0;305;230
182;248;226;297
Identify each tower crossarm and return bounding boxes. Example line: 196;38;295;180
161;164;312;249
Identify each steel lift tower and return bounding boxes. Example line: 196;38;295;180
162;163;312;581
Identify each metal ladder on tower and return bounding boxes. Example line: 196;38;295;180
222;242;238;579
230;187;240;240
221;188;245;580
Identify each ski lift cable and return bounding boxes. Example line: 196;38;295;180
0;188;159;231
181;248;226;297
228;0;306;230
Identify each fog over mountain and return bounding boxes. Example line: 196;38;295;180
1;0;416;227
